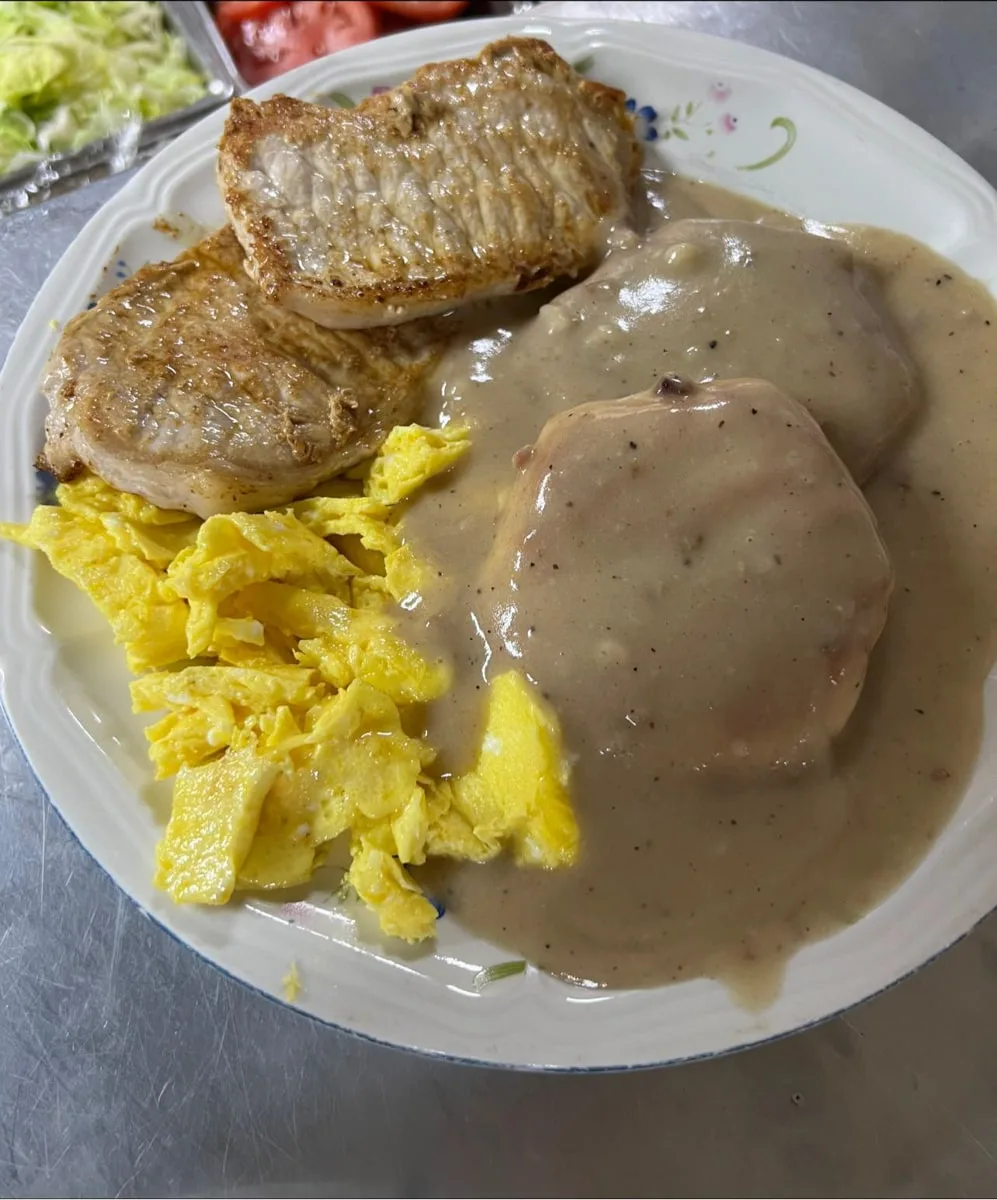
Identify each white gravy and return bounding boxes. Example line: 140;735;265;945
401;175;997;1004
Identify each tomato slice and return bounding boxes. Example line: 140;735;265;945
370;1;469;19
215;0;286;38
228;1;380;86
216;0;286;21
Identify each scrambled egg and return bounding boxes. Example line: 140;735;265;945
282;961;302;1002
0;425;579;943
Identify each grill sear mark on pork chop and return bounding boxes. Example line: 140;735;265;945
216;37;642;330
39;228;447;517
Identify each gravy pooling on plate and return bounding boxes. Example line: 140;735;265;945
402;174;997;1002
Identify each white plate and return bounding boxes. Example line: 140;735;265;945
3;15;997;1072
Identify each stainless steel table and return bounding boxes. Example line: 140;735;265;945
4;3;997;1196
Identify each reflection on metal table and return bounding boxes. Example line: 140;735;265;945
4;3;997;1195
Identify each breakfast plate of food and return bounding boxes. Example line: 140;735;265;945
2;14;997;1071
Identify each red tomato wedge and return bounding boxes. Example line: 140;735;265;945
215;0;286;37
369;1;469;20
226;1;380;86
216;0;286;21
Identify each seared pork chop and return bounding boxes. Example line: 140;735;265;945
40;228;446;518
217;37;641;330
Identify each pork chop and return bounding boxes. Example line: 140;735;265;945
39;228;446;518
216;37;641;330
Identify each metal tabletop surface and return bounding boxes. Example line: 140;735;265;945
3;3;997;1196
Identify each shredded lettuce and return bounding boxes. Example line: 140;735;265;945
0;1;207;175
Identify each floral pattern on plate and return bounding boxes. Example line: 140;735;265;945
316;66;798;174
621;85;795;170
